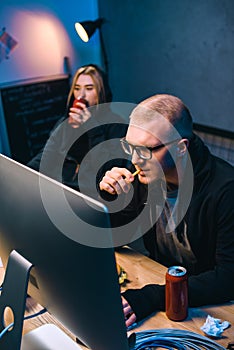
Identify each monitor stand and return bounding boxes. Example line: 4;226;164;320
21;324;83;349
0;250;82;350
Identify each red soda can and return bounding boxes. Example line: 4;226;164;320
73;97;89;109
165;266;188;321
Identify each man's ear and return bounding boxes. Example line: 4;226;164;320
177;139;189;156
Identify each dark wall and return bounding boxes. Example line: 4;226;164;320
98;0;234;132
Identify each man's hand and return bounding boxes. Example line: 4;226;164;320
121;296;137;328
99;167;135;195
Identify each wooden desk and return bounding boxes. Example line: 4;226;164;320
0;247;233;349
117;247;234;347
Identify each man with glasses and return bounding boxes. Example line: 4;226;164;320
99;94;234;328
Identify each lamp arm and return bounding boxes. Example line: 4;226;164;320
99;27;109;76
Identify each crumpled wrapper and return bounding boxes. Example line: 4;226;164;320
201;315;230;337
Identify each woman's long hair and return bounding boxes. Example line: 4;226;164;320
66;64;112;110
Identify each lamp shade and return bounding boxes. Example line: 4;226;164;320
75;18;104;42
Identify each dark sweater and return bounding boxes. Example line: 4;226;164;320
28;108;129;199
119;134;234;322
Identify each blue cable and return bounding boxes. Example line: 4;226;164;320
132;329;226;350
0;307;47;339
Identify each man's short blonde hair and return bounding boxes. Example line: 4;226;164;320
130;94;193;140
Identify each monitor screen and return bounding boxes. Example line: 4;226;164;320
0;154;130;350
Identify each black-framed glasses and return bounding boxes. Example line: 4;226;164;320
120;137;181;160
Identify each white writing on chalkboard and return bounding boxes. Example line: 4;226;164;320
0;75;70;164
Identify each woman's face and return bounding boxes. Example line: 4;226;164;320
73;74;99;106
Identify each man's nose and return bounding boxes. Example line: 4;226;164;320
131;149;144;165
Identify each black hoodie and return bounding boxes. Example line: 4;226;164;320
27;107;129;199
121;133;234;322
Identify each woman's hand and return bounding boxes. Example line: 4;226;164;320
68;102;91;128
99;167;135;195
121;296;137;328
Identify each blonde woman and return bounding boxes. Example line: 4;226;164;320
28;64;128;197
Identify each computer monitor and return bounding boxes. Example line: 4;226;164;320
0;154;131;350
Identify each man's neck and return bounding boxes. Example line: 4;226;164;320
166;182;178;192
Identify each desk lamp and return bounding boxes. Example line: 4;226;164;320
75;18;109;75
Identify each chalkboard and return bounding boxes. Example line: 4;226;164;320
0;74;70;164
